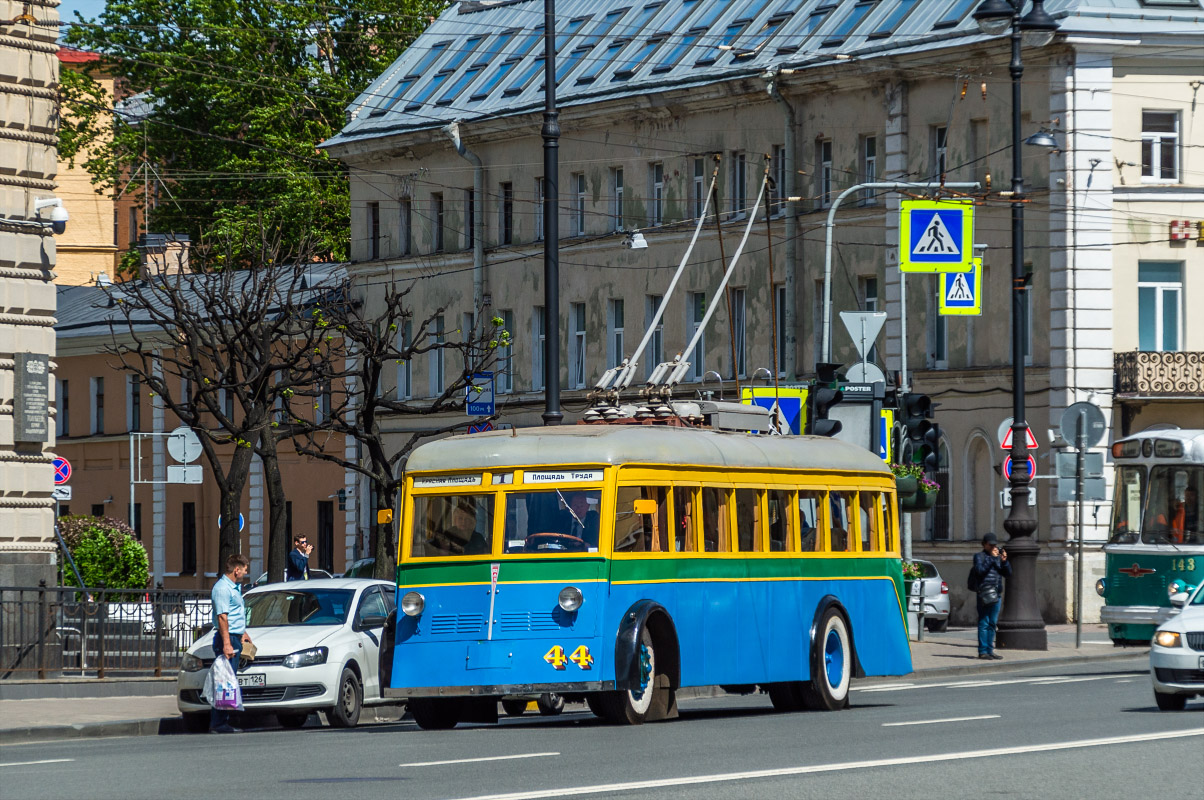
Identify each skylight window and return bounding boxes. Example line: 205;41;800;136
822;0;875;46
934;0;979;28
372;77;416;116
405;72;451;111
406;35;483;111
371;41;450;116
653;0;702;34
734;11;791;58
650;30;700;72
868;0;919;38
617;2;666;38
437;66;482;105
469;27;542;102
696;19;751;65
503;56;545;96
577;39;627;84
776;3;835;53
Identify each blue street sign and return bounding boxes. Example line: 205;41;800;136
939;258;982;316
217;513;245;532
466;372;495;417
899;199;975;272
1003;455;1037;481
741;388;805;435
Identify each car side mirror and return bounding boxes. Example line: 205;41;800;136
359;614;387;629
1169;592;1188;609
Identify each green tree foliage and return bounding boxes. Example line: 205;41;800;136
58;516;150;593
61;0;448;262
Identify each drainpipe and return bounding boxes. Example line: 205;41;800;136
766;68;797;380
443;121;486;319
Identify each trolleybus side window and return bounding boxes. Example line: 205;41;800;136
673;486;698;552
860;491;881;552
701;486;731;552
879;492;896;552
614;486;670;553
798;490;823;552
505;489;602;553
734;488;763;552
767;489;794;552
830;491;855;552
1110;465;1145;544
411;494;495;558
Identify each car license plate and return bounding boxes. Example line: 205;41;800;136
237;673;265;688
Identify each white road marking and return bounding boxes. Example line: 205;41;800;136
1115;679;1135;684
446;728;1204;800
401;752;559;768
1083;640;1115;645
857;673;1126;693
0;759;74;768
882;714;1000;727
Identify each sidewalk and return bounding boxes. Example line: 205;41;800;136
0;624;1144;745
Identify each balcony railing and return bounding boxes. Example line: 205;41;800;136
1114;351;1204;397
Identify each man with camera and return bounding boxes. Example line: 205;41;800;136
969;533;1012;660
286;535;313;581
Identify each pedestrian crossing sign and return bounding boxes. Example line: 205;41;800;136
939;258;982;316
899;199;975;272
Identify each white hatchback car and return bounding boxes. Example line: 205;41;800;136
1150;581;1204;711
177;579;397;730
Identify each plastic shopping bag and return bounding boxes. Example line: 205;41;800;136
201;654;244;712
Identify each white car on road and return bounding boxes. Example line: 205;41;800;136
1150;580;1204;710
177;578;397;730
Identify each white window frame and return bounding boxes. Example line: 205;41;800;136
646;294;664;380
429;315;445;396
574;173;586;237
1141;110;1179;183
399;198;412;256
496;309;514;394
431;192;444;253
730;151;747;219
1137;261;1184;352
730;287;747;378
774;284;786;377
499;182;514;245
217;386;234;422
933;125;948;178
693;158;705;220
612;167;624;231
771;145;786;217
126;374;141;432
861;135;877;206
860;276;879;363
367;201;380;260
651;163;664;226
534;178;545;241
570;302;587;389
607;298;625;367
818;140;833;209
396;320;412;399
90;377;104;435
688;291;705;381
56;378;68;437
532;306;546;391
464;188;475;251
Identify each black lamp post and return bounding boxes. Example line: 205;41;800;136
973;0;1059;650
541;0;563;426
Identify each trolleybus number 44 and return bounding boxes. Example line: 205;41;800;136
543;645;593;670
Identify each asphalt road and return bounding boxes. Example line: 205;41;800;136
4;656;1200;800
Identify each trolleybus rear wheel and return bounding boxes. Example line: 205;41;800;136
801;608;852;711
410;698;461;730
501;698;528;717
537;692;565;715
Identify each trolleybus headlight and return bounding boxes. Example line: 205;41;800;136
558;586;583;613
1095;578;1106;597
1168;580;1184;598
1154;631;1181;648
401;591;426;617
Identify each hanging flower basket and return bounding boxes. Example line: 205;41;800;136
895;476;919;495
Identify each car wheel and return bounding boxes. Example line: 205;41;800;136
925;618;949;633
501;698;527;717
1154;690;1187;711
801;607;852;711
591;627;670;725
536;693;565;716
182;712;210;733
276;712;310;729
410;698;461;730
325;668;362;728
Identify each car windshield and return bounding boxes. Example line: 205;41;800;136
244;589;354;627
1192;584;1204;606
1140;466;1204;545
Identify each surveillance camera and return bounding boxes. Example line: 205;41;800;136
34;198;68;234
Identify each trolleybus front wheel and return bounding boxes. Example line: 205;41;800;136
410;698;461;730
501;698;528;717
589;627;670;724
801;607;852;711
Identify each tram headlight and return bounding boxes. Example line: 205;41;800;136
1168;580;1184;598
558;586;583;613
1154;631;1181;648
401;591;426;617
1095;578;1106;597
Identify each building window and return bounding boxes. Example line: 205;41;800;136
1138;261;1183;352
497;309;514;394
128;502;142;540
730;287;746;378
90;377;104;435
181;502;197;574
316;381;331;423
500;182;513;245
219;387;234;421
1142;111;1179;182
429;314;445;396
396;319;412;399
572;173;586;236
399;198;412;256
534;178;544;241
771;145;786;217
92;504;105;518
651;163;664;226
367;201;380;260
464;188;475;250
570;302;587;389
607;298;624;367
926;436;952;542
693;158;706;219
929;284;948;369
775;284;786;377
127;375;141;432
813;279;824;360
127;205;138;246
817;140;833;208
730;151;747;219
861;135;877;205
317;500;334;573
860;276;880;363
56;378;68;437
646;294;664;379
532;306;545;391
431;193;444;253
933;126;948;179
688;291;705;381
611;168;624;231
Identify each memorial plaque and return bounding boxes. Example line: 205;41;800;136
14;353;50;443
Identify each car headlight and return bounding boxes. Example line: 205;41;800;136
283;647;328;668
1154;631;1181;648
401;591;425;617
181;653;204;672
558;586;583;613
1095;578;1106;597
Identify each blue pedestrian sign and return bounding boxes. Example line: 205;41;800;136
899;199;975;272
740;387;805;435
939;258;982;316
466;372;495;417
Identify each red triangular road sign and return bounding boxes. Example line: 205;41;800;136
1000;426;1039;450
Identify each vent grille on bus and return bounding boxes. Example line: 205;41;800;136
499;611;562;632
429;614;484;636
1186;632;1204;652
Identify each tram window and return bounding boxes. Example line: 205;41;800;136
673;487;698;553
701;487;731;552
767;489;794;552
614;486;670;553
1141;466;1204;546
734;489;762;552
829;491;855;552
798;491;822;552
411;494;495;558
859;492;881;552
1109;466;1144;544
504;489;602;553
879;493;896;552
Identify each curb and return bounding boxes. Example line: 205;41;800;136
901;649;1147;681
0;716;185;746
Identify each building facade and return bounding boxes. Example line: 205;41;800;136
324;0;1204;624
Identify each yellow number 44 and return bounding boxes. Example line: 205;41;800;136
570;645;594;670
543;645;568;670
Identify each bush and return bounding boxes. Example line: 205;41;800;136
58;516;149;594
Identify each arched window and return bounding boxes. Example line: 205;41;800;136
965;434;996;540
927;435;953;541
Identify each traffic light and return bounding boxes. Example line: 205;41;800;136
921;423;941;473
806;363;844;437
900;393;933;437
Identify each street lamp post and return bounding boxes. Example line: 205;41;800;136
541;0;563;426
973;0;1059;650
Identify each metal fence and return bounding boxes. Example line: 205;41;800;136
0;582;213;679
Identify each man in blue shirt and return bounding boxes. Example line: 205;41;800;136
286;535;311;581
210;553;252;733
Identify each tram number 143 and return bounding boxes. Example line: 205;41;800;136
1170;558;1196;572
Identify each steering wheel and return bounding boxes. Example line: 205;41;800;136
523;532;588;553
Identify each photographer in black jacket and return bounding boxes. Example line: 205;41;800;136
969;533;1012;660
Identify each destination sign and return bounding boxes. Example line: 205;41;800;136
413;474;482;488
524;470;604;484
